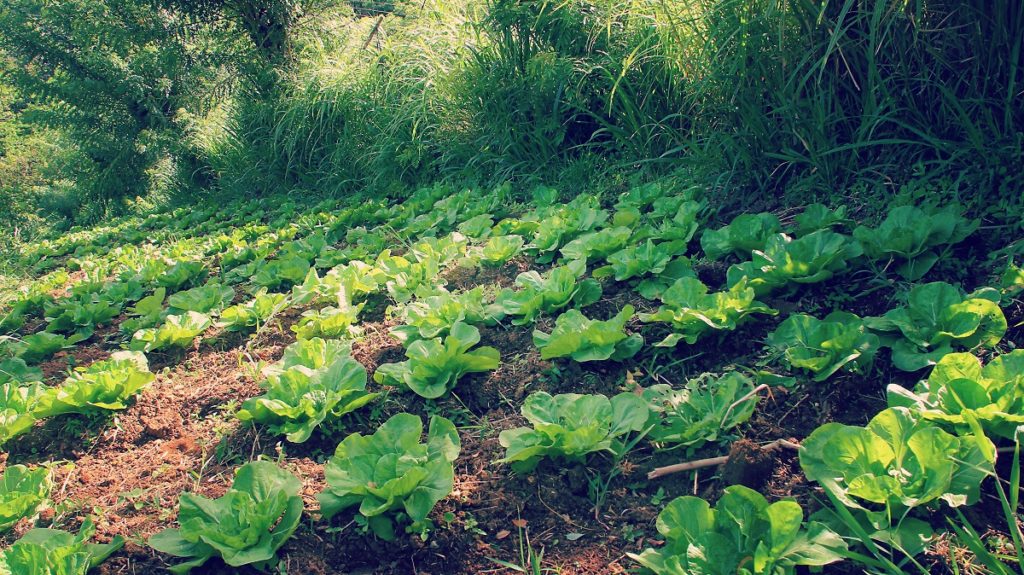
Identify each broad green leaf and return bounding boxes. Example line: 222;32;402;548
853;205;978;280
700;213;782;260
374;322;499;399
800;407;994;530
498;391;649;473
638;277;776;346
627;485;845;575
533;306;642;362
318;414;460;539
149;461;302;573
643;372;758;449
767;312;879;381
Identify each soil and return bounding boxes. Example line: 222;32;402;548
3;249;1022;574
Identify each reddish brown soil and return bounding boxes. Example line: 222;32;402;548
37;345;112;383
4;247;1022;574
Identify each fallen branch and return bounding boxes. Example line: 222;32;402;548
647;439;801;480
362;15;384;50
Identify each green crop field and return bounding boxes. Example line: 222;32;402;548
0;1;1022;574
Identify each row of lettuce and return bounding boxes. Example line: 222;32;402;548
1;182;1023;574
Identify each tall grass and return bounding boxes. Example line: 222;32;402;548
209;0;1024;217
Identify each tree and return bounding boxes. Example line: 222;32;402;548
0;0;227;207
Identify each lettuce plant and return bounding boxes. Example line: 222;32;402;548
0;519;123;575
251;256;311;289
318;413;460;540
700;212;782;260
532;306;643;362
314;260;380;307
0;358;42;385
635;199;704;247
390;287;497;344
530;198;608;262
373;251;440;303
490;264;602;325
34;351;155;418
148;461;303;574
409;234;468;268
1000;260;1024;299
800;407;995;529
0;382;44;446
479;234;524;267
627;485;846;575
493;217;540;238
19;332;73;364
497;391;650;473
291;304;361;340
131;311;213;352
166;282;234;315
156;261;207;291
264;337;353;378
217;291;288;332
237;352;377;443
866;281;1006;371
374;322;499;399
853;205;978;280
888;350;1024;440
595;240;677;282
559;226;633;264
457;214;494;239
792;203;851;235
0;465;50;533
44;294;122;339
118;288;166;335
726;231;863;295
638;277;776;347
767;312;879;381
643;372;758;449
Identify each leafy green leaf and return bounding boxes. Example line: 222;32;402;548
767;312;879;381
218;291;288;332
638;277;776;346
374;322;499;399
479;234;525;267
1;518;124;575
34;351;154;418
251;256;311;290
853;205;978;280
0;465;51;533
700;213;782;260
318;414;460;539
130;311;213;352
237;350;377;443
489;265;603;325
390;287;498;344
167;282;234;315
643;372;758;449
0;358;42;386
497;391;649;473
628;485;846;574
799;407;995;529
532;306;642;362
887;350;1024;440
0;382;45;446
19;332;71;364
291;304;362;340
792;204;851;236
726;231;863;295
559;226;633;264
866;282;1007;371
149;461;302;573
156;261;207;292
597;240;686;282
